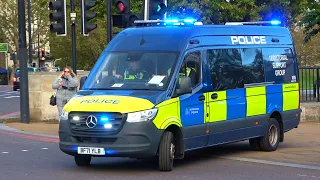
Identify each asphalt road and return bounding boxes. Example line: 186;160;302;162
0;86;20;117
0;129;319;180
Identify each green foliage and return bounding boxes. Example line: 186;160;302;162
299;0;320;43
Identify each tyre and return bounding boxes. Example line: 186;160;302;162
158;131;175;171
74;155;91;166
249;138;261;151
13;87;17;91
259;118;280;151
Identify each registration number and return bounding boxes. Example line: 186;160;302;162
77;147;105;155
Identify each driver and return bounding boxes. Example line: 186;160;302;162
114;58;150;80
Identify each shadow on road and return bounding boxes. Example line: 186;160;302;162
65;141;257;172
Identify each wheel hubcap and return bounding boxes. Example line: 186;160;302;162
170;143;175;160
268;124;278;146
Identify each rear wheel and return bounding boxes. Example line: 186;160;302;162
158;131;175;171
74;155;91;166
259;118;280;151
13;87;17;91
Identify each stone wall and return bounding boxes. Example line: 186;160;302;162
28;71;89;121
300;102;320;122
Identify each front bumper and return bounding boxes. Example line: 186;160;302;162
59;119;164;158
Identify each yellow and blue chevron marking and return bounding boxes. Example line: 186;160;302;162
178;82;299;127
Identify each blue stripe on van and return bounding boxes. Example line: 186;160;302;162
266;84;283;113
226;89;246;120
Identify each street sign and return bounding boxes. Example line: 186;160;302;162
0;43;8;52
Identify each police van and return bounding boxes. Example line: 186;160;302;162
59;19;301;171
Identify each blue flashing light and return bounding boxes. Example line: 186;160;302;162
71;146;78;151
104;123;113;129
270;20;281;25
184;18;196;23
100;117;109;121
106;150;118;155
165;19;179;23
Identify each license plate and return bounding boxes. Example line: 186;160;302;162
77;147;105;155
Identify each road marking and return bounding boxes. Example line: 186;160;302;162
22;150;28;152
2;152;9;154
297;174;320;179
42;148;48;150
0;111;20;118
218;156;320;171
4;96;20;99
0;130;59;143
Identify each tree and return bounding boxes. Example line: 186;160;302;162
299;0;320;42
0;0;50;82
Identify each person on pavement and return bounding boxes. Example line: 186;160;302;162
52;66;78;119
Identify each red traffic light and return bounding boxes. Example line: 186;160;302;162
115;0;129;13
118;2;125;12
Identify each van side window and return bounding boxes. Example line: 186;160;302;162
262;48;296;84
207;49;243;91
241;48;265;85
179;51;201;88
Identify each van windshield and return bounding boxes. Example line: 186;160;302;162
82;51;179;91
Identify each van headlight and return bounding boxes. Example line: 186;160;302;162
126;108;158;123
60;110;69;121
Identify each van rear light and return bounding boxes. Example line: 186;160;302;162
13;78;16;82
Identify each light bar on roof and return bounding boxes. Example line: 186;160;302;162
225;20;282;26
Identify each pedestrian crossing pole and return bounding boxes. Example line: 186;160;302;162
18;0;30;123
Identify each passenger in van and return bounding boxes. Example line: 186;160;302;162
178;63;197;87
114;60;150;80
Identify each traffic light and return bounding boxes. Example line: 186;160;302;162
112;0;143;28
49;0;67;36
41;48;45;57
81;0;98;36
150;0;167;20
115;0;130;13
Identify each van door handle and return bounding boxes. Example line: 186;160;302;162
198;95;205;101
211;93;218;100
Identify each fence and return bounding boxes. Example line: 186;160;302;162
299;66;320;102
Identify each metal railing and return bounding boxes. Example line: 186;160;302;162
299;66;320;102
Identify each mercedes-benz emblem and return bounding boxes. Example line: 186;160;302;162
86;115;98;128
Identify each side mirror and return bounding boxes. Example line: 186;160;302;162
175;77;192;96
80;76;87;90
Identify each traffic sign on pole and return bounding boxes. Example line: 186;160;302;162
0;43;8;52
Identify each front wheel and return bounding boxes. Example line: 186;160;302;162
259;118;280;151
74;155;91;166
158;131;175;171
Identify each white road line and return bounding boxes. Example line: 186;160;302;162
22;150;28;152
217;156;320;171
297;174;308;177
298;174;320;179
2;152;9;154
42;148;48;150
4;96;20;99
